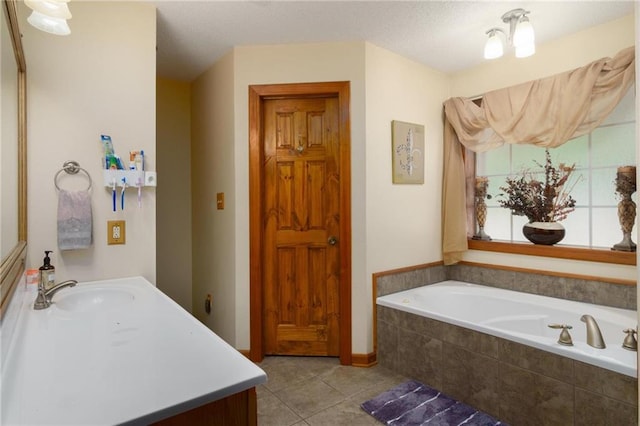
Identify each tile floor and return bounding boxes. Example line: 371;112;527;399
255;356;408;425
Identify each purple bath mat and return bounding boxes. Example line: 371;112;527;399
361;380;507;426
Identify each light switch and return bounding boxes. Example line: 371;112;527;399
216;193;224;210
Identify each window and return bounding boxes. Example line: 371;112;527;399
476;88;636;249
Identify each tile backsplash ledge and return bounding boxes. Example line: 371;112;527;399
375;262;636;310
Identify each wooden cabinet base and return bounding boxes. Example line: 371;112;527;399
152;387;257;426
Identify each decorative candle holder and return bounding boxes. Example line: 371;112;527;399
472;176;491;241
612;166;636;252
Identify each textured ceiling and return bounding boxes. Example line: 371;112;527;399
152;1;635;82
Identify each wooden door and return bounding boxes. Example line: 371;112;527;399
249;81;351;364
262;96;341;356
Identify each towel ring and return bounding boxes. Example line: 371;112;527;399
54;161;92;191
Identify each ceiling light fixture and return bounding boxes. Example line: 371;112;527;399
483;28;504;60
484;8;535;60
25;0;72;36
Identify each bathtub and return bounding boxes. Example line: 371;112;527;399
377;280;638;378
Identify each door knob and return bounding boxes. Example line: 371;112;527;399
328;236;338;246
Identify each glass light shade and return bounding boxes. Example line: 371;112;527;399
515;42;535;58
484;32;503;59
513;17;534;47
27;10;71;36
25;0;71;19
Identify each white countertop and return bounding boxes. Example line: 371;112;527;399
1;276;266;425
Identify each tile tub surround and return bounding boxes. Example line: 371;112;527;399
378;281;636;377
378;305;638;425
374;262;636;310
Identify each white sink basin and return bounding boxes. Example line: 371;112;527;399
54;286;135;313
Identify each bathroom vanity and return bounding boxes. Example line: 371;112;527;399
1;276;266;425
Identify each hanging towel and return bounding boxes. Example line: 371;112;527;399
57;189;93;250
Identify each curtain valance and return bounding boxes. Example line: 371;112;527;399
442;47;635;264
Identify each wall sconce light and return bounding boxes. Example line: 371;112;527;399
25;0;72;36
484;8;535;60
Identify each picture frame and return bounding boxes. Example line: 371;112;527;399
392;120;425;184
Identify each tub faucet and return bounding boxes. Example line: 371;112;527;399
622;328;637;351
33;280;77;310
580;315;606;349
548;324;573;346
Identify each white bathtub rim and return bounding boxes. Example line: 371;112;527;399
377;280;638;378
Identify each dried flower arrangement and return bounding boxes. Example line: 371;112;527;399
498;149;578;223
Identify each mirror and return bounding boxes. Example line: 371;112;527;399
0;0;27;316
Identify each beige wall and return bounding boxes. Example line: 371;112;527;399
156;78;192;311
451;14;636;282
191;52;236;343
363;43;450;352
190;42;367;349
22;2;157;283
191;41;450;353
233;43;367;351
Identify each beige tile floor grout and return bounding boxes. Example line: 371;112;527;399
255;356;408;425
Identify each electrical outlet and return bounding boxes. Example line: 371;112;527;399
107;220;126;245
216;192;224;210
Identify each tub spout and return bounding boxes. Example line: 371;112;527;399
580;315;606;349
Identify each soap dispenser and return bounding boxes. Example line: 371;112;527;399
39;250;56;290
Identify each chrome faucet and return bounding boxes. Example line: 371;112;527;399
580;314;606;349
33;280;77;310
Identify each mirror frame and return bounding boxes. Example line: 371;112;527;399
0;0;27;317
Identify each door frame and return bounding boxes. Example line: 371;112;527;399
248;81;352;365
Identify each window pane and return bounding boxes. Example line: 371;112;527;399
592;207;623;248
512;145;545;171
477;144;510;175
512;215;529;242
602;88;635;124
485;177;504;207
591;123;635;167
568;171;589;208
591;167;619;206
554;135;588;167
484;207;513;240
560;208;589;246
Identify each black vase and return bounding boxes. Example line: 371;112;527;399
522;222;565;245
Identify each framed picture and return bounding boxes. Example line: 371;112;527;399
392;120;425;184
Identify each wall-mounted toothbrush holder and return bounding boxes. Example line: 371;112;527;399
103;170;157;188
104;170;156;211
